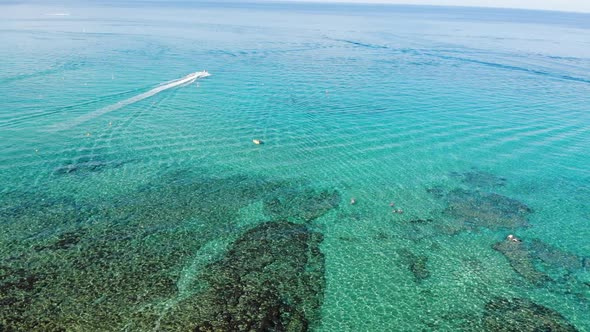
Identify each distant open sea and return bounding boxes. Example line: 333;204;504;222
1;1;589;331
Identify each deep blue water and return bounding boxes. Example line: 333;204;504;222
1;1;589;331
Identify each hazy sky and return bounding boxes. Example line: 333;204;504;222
278;0;590;13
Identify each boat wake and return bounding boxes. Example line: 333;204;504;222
52;71;210;131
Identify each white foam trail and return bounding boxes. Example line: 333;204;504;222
53;71;210;131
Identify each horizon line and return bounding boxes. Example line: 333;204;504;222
252;0;590;14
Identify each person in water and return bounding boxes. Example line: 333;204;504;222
507;234;522;243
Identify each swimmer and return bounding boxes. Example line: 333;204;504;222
507;234;521;243
350;198;356;205
389;202;395;207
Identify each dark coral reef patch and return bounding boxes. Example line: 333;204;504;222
53;150;127;176
493;240;552;286
527;239;585;273
397;248;430;283
450;169;507;188
53;157;117;175
0;223;194;331
427;168;531;233
160;221;325;331
443;189;532;230
482;297;578;332
131;171;288;224
263;187;341;223
0;171;331;330
494;237;588;287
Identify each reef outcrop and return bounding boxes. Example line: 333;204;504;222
482;297;578;332
161;221;325;331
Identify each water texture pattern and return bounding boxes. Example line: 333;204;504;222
1;1;589;331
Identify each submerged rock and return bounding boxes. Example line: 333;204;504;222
400;221;447;242
263;187;341;223
482;297;578;332
493;240;552;285
33;230;84;251
0;191;92;254
426;186;445;199
527;239;584;272
444;189;531;230
162;221;325;331
0;170;333;330
0;191;84;223
133;172;289;224
408;218;434;224
54;155;125;176
397;248;430;283
0;222;190;331
450;169;507;188
0;265;41;300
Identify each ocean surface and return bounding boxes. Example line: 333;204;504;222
1;1;589;331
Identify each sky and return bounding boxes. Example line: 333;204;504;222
276;0;590;13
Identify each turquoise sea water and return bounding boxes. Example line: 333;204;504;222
1;1;589;331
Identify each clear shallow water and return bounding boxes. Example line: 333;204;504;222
1;2;589;331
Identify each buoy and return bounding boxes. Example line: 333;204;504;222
253;139;263;145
